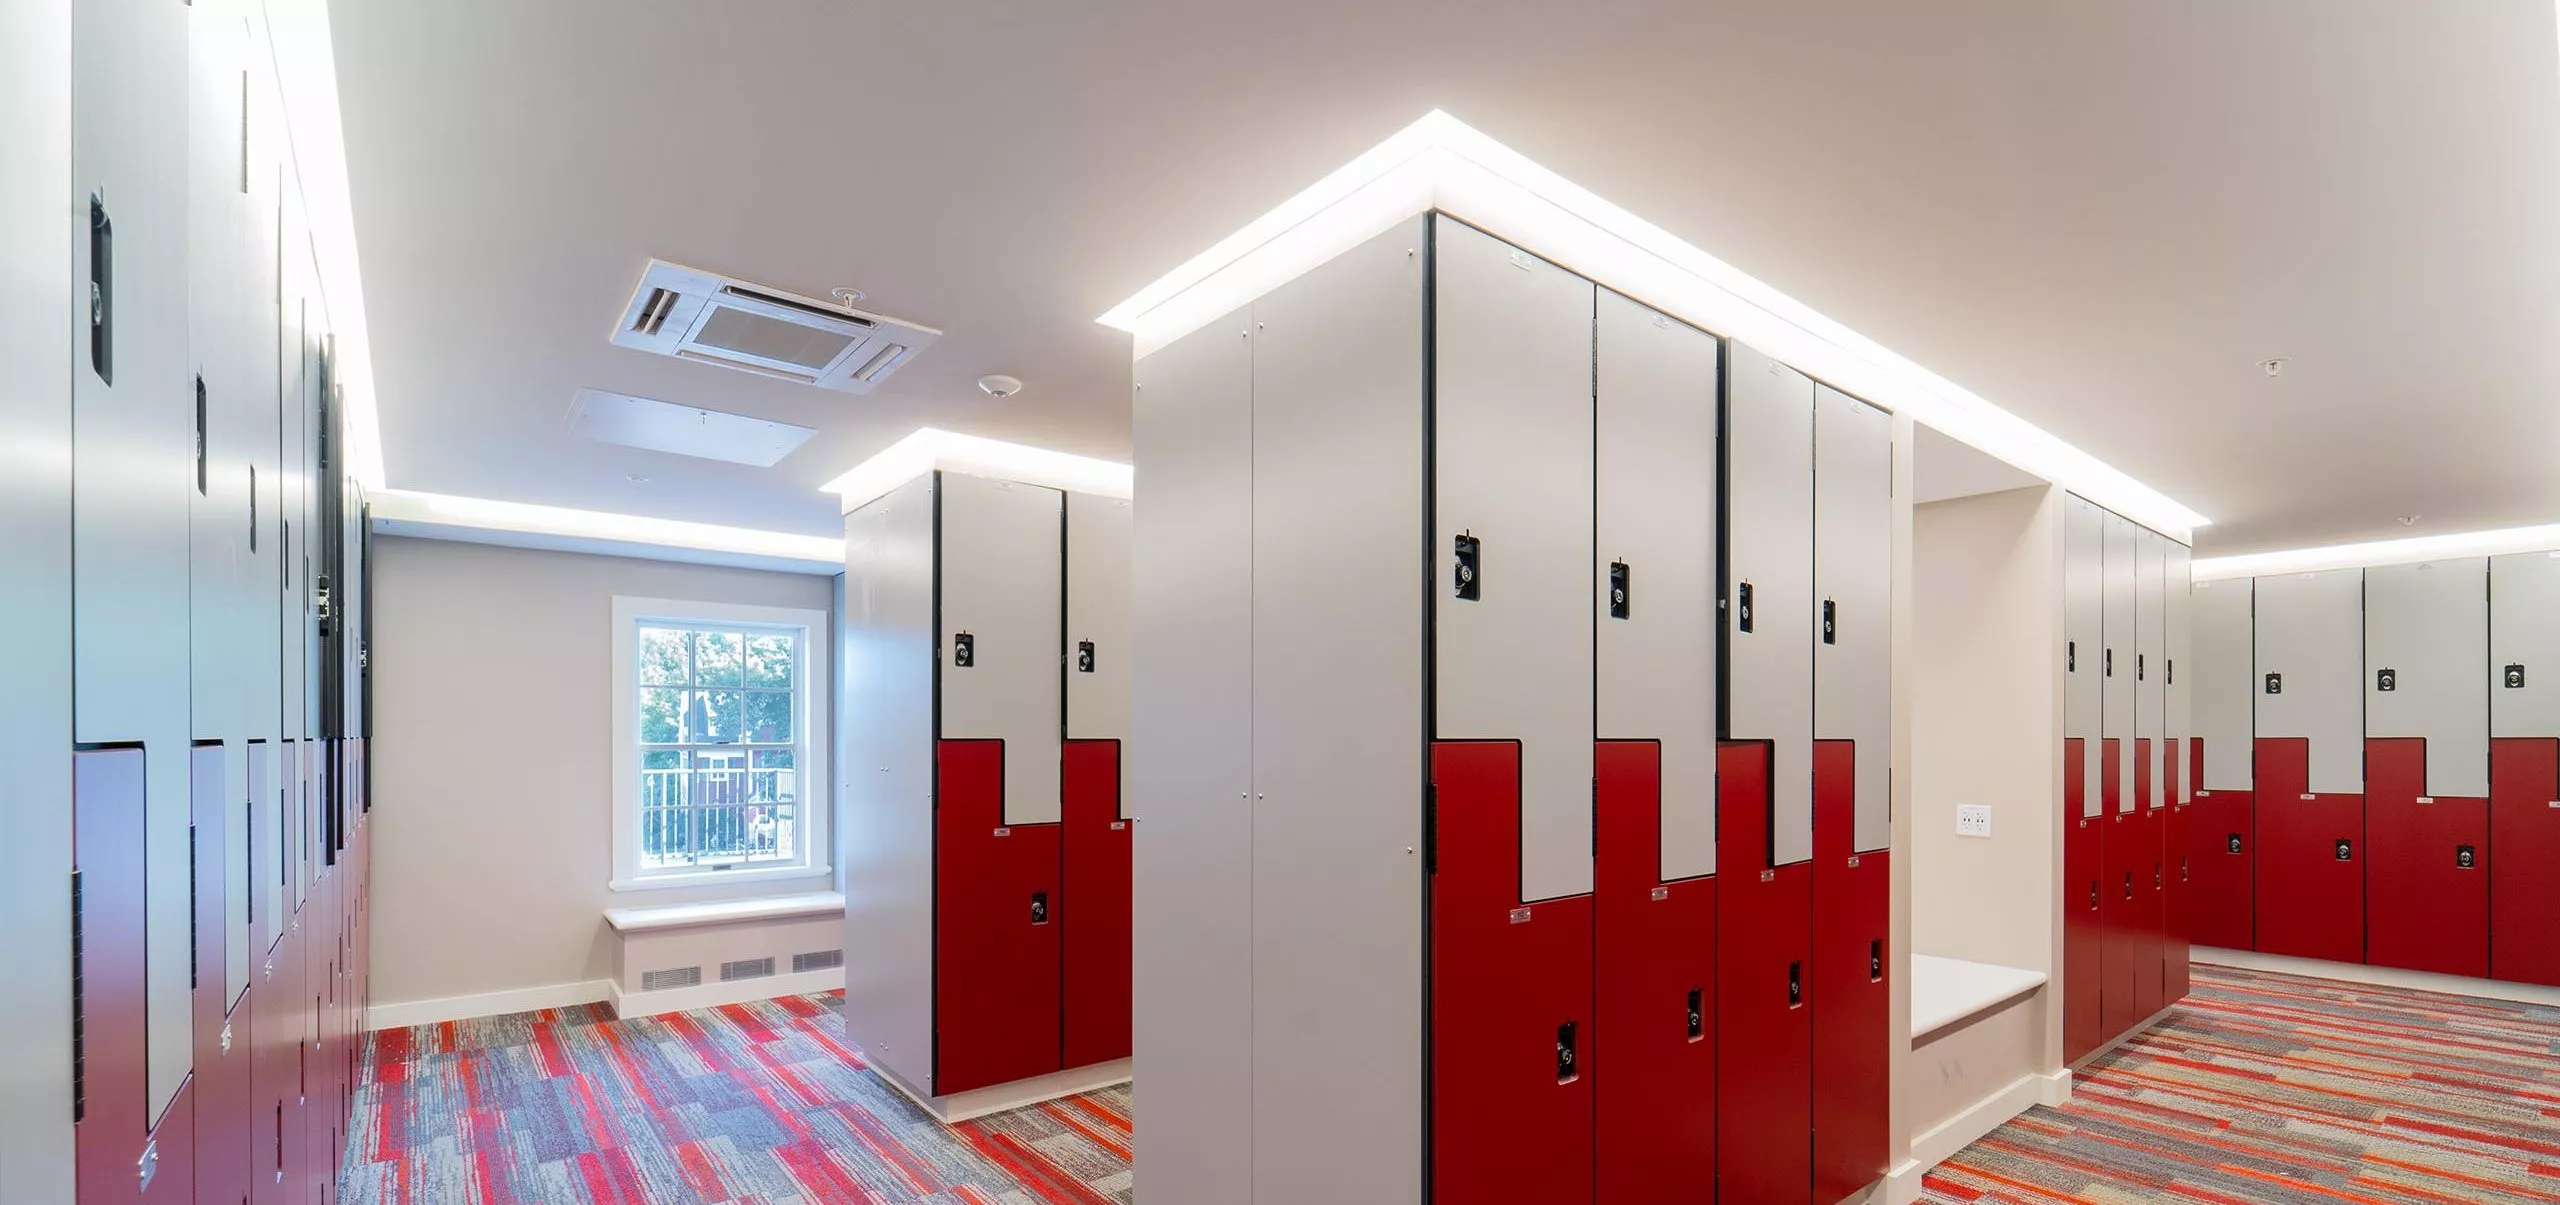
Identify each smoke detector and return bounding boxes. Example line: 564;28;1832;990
611;260;938;394
978;374;1024;399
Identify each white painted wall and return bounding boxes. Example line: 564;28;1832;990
368;536;836;1013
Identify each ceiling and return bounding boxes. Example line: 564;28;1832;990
329;0;2560;555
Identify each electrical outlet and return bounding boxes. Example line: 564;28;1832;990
1956;804;1993;839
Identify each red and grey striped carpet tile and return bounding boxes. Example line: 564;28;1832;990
343;992;1132;1204
1921;963;2560;1204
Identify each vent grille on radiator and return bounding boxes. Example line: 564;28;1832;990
641;966;701;992
793;949;844;973
721;957;776;982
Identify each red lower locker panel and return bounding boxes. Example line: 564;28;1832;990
935;740;1063;1095
2163;797;2192;1005
2098;803;2138;1041
2062;739;2102;1064
2366;738;2489;979
196;745;254;1205
2253;738;2365;965
145;1080;196;1205
2491;739;2560;986
2188;784;2254;952
1716;742;1811;1205
1812;741;1888;1204
2132;806;2165;1022
1594;741;1714;1205
76;747;152;1205
1061;739;1131;1069
1431;741;1595;1205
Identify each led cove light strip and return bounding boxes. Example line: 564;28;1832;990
1098;110;2209;539
2192;523;2560;581
371;489;845;564
268;0;385;489
821;427;1134;513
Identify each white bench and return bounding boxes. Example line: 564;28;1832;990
604;891;846;1018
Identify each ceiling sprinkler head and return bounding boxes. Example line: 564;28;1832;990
978;374;1023;399
830;286;865;305
2396;514;2420;527
2259;357;2290;377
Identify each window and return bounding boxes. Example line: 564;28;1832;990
611;598;830;890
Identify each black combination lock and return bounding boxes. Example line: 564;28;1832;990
1686;988;1703;1041
2507;664;2527;689
1030;891;1049;924
2458;845;2476;870
2376;667;2396;692
1609;561;1630;620
1737;582;1755;633
1787;960;1803;1007
952;632;975;667
2228;833;2244;855
1453;534;1481;601
1077;640;1095;673
1555;1021;1579;1082
2265;672;2283;695
1869;939;1883;983
1822;599;1838;645
2335;839;2353;862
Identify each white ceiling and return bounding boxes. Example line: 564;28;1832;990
329;0;2560;554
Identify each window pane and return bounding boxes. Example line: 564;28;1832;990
752;748;796;803
639;750;689;868
693;631;745;686
639;688;688;743
638;626;689;686
744;690;793;743
745;632;794;688
696;690;744;743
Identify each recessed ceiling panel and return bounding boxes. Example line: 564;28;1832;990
564;388;816;467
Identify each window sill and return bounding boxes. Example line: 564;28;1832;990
608;863;833;894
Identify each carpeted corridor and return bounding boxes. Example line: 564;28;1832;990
344;965;2560;1203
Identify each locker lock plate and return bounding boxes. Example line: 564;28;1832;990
1555;1021;1579;1082
952;632;975;668
1076;640;1095;673
2506;664;2527;689
1686;988;1704;1041
1453;535;1481;601
2457;844;2476;870
1737;582;1755;633
2264;672;2282;695
2335;839;2354;862
1608;561;1630;620
2376;667;2396;692
1030;891;1049;925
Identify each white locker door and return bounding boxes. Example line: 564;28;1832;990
1432;218;1596;903
2102;514;2137;813
2065;497;2105;816
1727;341;1817;865
2167;541;2192;804
2255;570;2364;795
1595;290;1719;880
1814;386;1892;853
938;471;1065;826
2366;559;2489;799
2138;530;2166;810
2191;579;2254;791
2492;551;2560;739
1066;491;1133;746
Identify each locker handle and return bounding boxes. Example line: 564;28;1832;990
1822;598;1838;645
2137;653;2145;682
2104;648;2113;677
89;193;112;384
1030;891;1049;925
1555;1021;1579;1082
2067;641;2075;673
1737;581;1754;633
1453;534;1481;601
1608;560;1630;620
1787;960;1803;1008
2166;658;2174;686
1869;939;1884;982
2123;872;2133;900
195;377;209;495
1685;988;1703;1041
2154;863;2163;890
2088;880;2098;910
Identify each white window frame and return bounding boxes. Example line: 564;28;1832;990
611;596;832;891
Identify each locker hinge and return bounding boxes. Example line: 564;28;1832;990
189;824;199;990
70;869;84;1122
1592;781;1600;857
1423;781;1438;875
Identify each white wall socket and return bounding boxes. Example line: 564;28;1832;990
1956;804;1993;838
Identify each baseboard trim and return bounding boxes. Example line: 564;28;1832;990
369;979;613;1031
871;1057;1134;1124
606;967;846;1020
1882;1066;2071;1205
2195;947;2560;1008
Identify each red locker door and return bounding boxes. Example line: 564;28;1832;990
935;740;1064;1095
2131;803;2164;1022
2061;739;2102;1064
75;747;151;1205
145;1081;195;1205
2188;775;2255;954
1061;739;1131;1069
1716;742;1811;1205
2254;738;2365;965
2367;739;2490;978
1431;741;1595;1205
1812;741;1888;1204
2097;739;2137;1043
196;745;253;1205
2491;739;2560;986
2163;799;2192;1004
1594;742;1714;1205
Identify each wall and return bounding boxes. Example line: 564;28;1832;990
369;535;836;1013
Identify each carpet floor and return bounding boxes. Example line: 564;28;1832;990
1921;963;2560;1204
344;993;1132;1204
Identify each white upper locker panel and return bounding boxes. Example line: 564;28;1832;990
2366;559;2488;799
1067;491;1133;744
2065;496;2105;816
2137;529;2166;809
939;471;1065;825
2492;551;2560;739
1432;216;1596;903
2165;540;2192;804
1727;339;1817;866
1595;288;1719;882
2190;577;2253;792
2254;569;2364;795
2102;513;2136;812
1813;385;1892;853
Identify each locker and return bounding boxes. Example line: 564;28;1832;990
1727;341;1816;868
2254;569;2364;963
2130;804;2165;1021
2252;738;2364;964
2062;738;2102;1062
2102;515;2136;816
2189;578;2255;951
1814;386;1891;854
2367;560;2489;798
75;748;152;1205
938;472;1064;827
1430;741;1594;1205
2163;797;2192;1004
2098;803;2140;1040
2489;739;2560;986
2167;542;2193;807
934;740;1063;1094
1812;741;1889;1202
1066;493;1133;746
2493;551;2560;739
1432;218;1596;903
2061;497;2104;1062
195;744;253;1205
2364;739;2488;978
1594;289;1718;881
1062;740;1131;1068
2138;532;2166;814
1716;741;1811;1205
1594;742;1715;1205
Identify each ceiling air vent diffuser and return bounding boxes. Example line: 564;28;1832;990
611;260;938;394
